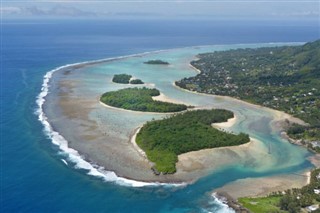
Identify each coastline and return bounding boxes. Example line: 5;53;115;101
151;92;187;105
130;127;148;160
42;44;314;196
172;81;307;129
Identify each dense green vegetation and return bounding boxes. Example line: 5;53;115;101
176;40;320;145
112;74;144;84
239;169;320;213
112;74;132;84
130;79;144;84
136;109;250;174
144;59;170;65
277;169;320;213
100;87;188;113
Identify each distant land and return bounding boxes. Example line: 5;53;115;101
144;59;170;65
176;39;320;151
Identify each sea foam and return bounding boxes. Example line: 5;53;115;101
202;193;235;213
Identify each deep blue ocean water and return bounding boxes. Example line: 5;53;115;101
2;18;319;212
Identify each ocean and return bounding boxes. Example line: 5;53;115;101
2;18;319;213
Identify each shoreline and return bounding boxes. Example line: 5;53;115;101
151;92;188;105
130;127;148;160
212;115;237;129
178;63;308;128
173;81;307;128
42;43;316;198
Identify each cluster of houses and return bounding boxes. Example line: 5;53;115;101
305;172;320;212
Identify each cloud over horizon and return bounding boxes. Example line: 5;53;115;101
1;1;319;19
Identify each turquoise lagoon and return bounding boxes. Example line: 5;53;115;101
42;43;313;211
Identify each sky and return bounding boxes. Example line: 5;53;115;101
1;0;320;20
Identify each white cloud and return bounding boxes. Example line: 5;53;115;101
1;5;96;17
0;7;22;15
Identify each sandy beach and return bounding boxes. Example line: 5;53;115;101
130;127;148;160
189;63;202;73
215;171;310;199
212;115;237;129
151;92;187;105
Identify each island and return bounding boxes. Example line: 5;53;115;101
136;109;250;174
176;39;320;151
112;74;132;84
112;73;144;84
130;79;144;84
143;59;170;65
100;87;188;112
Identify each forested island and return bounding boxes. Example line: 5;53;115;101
112;74;132;84
112;74;144;84
144;59;170;65
100;87;187;112
136;109;250;174
176;40;320;150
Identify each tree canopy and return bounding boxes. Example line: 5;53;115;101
100;87;188;113
136;109;250;174
144;59;170;65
